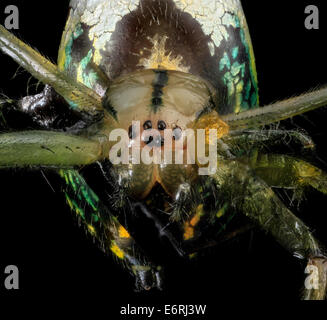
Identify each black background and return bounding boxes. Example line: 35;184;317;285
1;0;327;311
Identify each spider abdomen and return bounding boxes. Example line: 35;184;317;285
58;0;259;115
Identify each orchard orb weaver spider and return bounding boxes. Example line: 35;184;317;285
1;0;327;300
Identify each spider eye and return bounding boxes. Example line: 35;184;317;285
143;120;152;130
128;125;137;139
173;126;182;140
158;120;166;130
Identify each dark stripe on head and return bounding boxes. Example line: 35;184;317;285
102;94;117;120
151;70;168;113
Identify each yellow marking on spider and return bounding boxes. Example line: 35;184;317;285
183;224;194;240
110;243;125;259
77;62;85;85
196;203;205;215
235;81;244;114
57;14;74;71
93;48;102;65
216;208;225;219
138;34;190;72
190;212;201;227
65;194;74;211
87;224;96;236
92;36;103;65
119;226;131;238
183;204;204;240
75;207;82;216
57;48;66;72
192;112;229;145
296;161;321;179
216;203;228;219
205;122;230;144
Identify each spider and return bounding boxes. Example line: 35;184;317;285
1;0;327;300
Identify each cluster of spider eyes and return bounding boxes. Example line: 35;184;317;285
128;120;182;145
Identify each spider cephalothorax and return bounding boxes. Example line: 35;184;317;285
1;0;327;299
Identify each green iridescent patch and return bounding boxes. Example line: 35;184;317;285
61;169;100;211
64;23;83;71
240;27;259;109
232;46;239;59
220;52;231;71
218;13;259;114
77;49;99;89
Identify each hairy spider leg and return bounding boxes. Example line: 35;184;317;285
214;159;327;300
223;129;315;153
59;169;163;291
0;26;165;290
0;130;104;167
243;153;327;195
222;87;327;130
0;25;104;123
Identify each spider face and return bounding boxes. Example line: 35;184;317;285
103;69;228;198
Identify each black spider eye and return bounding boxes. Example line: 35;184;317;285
158;120;166;130
173;126;182;140
128;125;137;139
143;120;152;130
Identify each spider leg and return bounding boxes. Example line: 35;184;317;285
244;153;327;195
222;87;327;130
224;128;315;153
213;159;327;300
0;130;104;167
0;25;104;123
59;169;163;291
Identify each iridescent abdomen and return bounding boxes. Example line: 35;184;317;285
58;0;258;115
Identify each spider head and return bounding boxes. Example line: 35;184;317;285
102;69;229;199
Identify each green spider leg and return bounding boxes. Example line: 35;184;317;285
0;26;164;291
0;126;164;288
59;169;162;290
243;153;327;196
223;128;315;153
0;130;104;167
222;86;327;130
0;127;164;291
212;159;327;300
243;153;327;300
